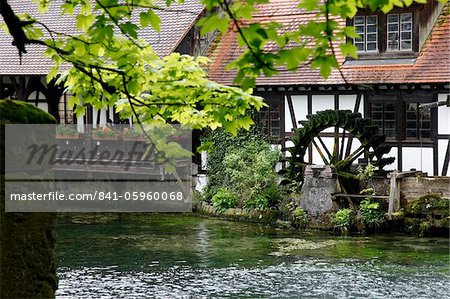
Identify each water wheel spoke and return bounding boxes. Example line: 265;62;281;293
316;135;332;159
333;126;339;164
311;139;329;165
284;110;393;186
339;129;346;161
342;145;365;166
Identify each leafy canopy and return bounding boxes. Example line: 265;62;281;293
7;0;265;136
4;0;445;121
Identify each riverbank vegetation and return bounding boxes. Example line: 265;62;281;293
197;131;449;237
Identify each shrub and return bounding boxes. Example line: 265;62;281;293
211;188;238;210
359;198;385;229
334;208;353;232
202;125;282;209
245;195;269;211
292;207;308;228
222;141;280;205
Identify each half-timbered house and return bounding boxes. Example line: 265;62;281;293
208;0;450;176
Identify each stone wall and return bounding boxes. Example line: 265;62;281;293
401;176;450;203
194;202;280;223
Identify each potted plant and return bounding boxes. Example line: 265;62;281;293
55;125;79;139
121;127;147;141
91;126;120;140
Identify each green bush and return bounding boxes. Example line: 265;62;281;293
222;141;280;204
334;208;353;231
211;188;238;210
292;207;308;228
244;195;269;211
201;124;267;200
360;198;385;229
202;125;282;209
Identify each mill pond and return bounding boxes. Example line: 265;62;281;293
56;214;450;298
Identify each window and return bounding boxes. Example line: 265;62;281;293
258;102;281;141
59;93;75;124
354;15;378;52
351;10;416;55
368;93;433;142
405;103;431;139
387;13;412;51
371;102;396;138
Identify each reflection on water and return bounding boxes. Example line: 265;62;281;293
56;214;450;298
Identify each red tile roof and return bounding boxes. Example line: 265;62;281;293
208;0;450;86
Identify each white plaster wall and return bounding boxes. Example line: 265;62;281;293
402;147;434;174
286;95;308;132
338;94;364;114
438;94;450;135
311;136;334;164
438;139;449;176
312;95;335;133
384;147;398;171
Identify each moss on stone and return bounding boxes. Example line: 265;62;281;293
0;99;56;124
1;99;58;298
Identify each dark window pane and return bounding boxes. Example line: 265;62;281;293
420;130;431;138
401;32;411;40
367;25;377;33
367;16;377;25
367;42;377;51
401;40;412;50
385;129;396;138
406;129;417;138
406;121;417;129
388;24;399;32
388;42;399;51
421;121;431;129
401;13;412;23
354;16;365;25
355;25;365;34
367;34;377;42
388;14;399;23
372;112;382;120
388;32;399;42
401;23;412;31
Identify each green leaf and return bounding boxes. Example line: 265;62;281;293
122;22;139;38
126;80;141;95
340;42;358;59
198;13;229;35
46;65;59;82
37;0;49;14
197;141;214;153
140;10;161;31
299;0;319;11
76;14;95;31
74;105;86;116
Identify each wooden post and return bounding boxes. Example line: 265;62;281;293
388;170;425;219
388;170;400;219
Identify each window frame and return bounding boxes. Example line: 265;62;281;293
354;15;379;53
367;91;436;143
348;7;419;59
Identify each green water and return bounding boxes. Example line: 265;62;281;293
56;214;450;298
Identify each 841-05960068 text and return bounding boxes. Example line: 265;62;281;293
9;191;185;201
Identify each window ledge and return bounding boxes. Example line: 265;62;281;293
344;58;416;66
